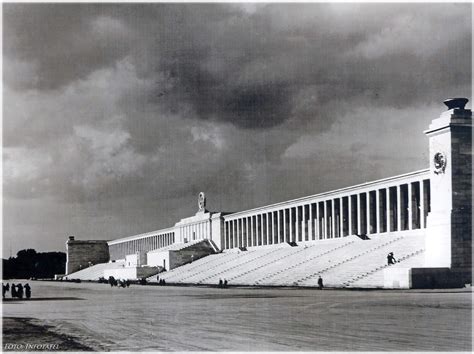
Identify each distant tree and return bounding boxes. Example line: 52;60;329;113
2;249;66;279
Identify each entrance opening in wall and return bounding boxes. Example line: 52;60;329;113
163;260;166;270
193;232;196;240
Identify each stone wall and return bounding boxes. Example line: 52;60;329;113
169;240;216;270
450;125;472;275
66;237;110;274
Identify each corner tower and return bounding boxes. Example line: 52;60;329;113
423;98;472;284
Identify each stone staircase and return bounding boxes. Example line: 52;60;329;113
147;253;228;282
157;252;244;283
344;249;425;288
254;239;356;285
196;246;292;285
228;245;308;284
295;235;407;286
146;232;426;288
65;260;125;280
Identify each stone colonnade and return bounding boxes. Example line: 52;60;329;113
108;230;175;261
180;221;210;243
222;170;431;250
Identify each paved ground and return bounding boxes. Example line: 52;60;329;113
2;280;472;351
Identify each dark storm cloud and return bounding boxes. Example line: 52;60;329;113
4;3;471;132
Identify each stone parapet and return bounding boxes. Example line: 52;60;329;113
66;238;110;274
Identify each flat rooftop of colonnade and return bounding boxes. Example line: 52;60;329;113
2;280;471;351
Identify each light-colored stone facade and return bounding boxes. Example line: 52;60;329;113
65;237;110;275
67;99;472;288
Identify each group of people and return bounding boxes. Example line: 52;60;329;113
156;276;166;285
108;276;130;288
218;279;228;288
3;283;31;299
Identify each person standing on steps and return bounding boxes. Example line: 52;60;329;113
387;252;397;265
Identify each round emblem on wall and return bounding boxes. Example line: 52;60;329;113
198;192;206;211
433;152;447;175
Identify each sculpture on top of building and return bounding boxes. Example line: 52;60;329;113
198;192;206;212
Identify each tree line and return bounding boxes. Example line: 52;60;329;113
3;249;66;279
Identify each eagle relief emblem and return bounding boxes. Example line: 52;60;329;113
433;152;447;175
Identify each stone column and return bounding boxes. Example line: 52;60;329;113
408;182;413;230
366;192;371;234
314;203;319;240
277;211;281;243
245;217;249;247
420;180;425;229
224;224;228;249
321;200;327;239
376;190;380;234
228;222;232;249
267;212;271;244
357;194;361;234
386;188;391;232
236;219;240;248
397;185;402;231
339;198;344;237
293;206;297;242
348;196;353;236
288;208;293;242
331;200;336;238
273;211;277;244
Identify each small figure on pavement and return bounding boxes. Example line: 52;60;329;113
17;283;24;299
24;283;31;299
317;276;324;290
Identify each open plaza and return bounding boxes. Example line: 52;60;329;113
2;281;472;351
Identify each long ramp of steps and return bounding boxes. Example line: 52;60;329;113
156;252;243;283
295;235;406;286
65;261;125;280
254;239;356;286
146;232;426;288
297;232;426;287
196;245;293;285
344;249;425;288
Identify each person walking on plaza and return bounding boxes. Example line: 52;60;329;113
317;276;324;290
17;283;24;299
24;283;31;299
3;283;9;298
218;279;223;288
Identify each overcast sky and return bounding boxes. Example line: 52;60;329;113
3;3;472;257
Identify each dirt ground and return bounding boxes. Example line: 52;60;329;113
3;317;94;351
2;280;472;351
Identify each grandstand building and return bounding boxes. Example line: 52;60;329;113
65;98;472;288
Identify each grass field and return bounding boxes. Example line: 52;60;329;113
2;280;472;351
